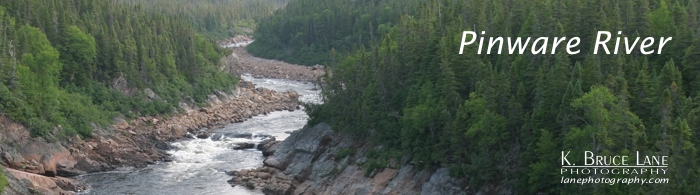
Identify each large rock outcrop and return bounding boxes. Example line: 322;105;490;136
1;166;36;195
3;168;80;195
228;123;469;195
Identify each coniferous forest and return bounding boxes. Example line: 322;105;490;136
115;0;290;39
0;0;285;140
0;0;698;194
247;0;700;194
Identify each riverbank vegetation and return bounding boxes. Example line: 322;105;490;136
0;166;6;193
289;0;700;194
0;0;238;140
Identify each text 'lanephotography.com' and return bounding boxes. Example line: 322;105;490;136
560;151;671;185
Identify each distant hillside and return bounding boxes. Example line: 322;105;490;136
248;0;425;65
116;0;291;39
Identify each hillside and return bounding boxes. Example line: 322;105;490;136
115;0;290;39
0;0;241;139
255;0;700;194
247;0;425;65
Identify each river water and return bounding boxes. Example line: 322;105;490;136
76;75;320;195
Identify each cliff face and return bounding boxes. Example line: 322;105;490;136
229;123;468;195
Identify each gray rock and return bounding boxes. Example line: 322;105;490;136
113;118;129;129
263;158;282;169
210;133;223;141
225;170;238;176
257;172;271;179
262;182;292;195
1;167;33;195
233;143;255;150
196;132;209;139
250;123;469;195
143;88;162;100
421;168;467;195
39;154;56;177
225;132;253;139
0;143;25;168
261;141;281;157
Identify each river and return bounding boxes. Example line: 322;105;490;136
75;75;320;195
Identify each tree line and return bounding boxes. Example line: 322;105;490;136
115;0;289;39
247;0;428;65
283;0;700;194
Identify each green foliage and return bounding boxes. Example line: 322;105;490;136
296;0;700;193
0;0;241;140
116;0;289;40
60;26;96;86
248;0;422;65
363;158;386;177
0;165;7;194
336;148;355;160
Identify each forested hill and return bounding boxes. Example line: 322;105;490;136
247;0;425;65
0;0;238;140
301;0;700;194
115;0;290;39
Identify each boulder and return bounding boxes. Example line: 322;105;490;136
245;181;256;189
261;142;281;157
143;88;161;100
210;133;224;141
239;169;249;176
39;154;56;177
263;157;283;169
196;132;209;139
262;182;292;195
171;125;187;138
233;143;255;150
256;172;271;179
113;118;129;130
225;170;238;176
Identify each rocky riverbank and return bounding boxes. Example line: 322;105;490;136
232;47;324;83
227;123;470;195
218;35;254;48
0;79;300;195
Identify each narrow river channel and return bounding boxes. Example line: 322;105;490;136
75;75;320;195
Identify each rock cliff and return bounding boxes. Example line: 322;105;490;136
228;123;468;195
1;166;37;195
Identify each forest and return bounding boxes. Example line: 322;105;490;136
115;0;289;39
253;0;700;194
0;0;288;140
247;0;426;65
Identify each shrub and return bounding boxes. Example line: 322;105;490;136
336;148;355;159
0;165;9;193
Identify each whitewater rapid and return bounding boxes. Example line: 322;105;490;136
76;75;319;195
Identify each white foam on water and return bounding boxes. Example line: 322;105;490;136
76;77;320;195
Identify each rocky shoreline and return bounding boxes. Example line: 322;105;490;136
218;35;254;48
0;79;300;195
231;47;325;83
227;123;469;195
